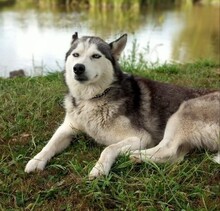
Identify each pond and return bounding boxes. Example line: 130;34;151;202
0;1;219;77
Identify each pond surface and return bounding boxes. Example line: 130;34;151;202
0;3;219;77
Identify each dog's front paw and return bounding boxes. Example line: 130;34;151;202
25;158;47;173
88;163;108;180
213;153;220;164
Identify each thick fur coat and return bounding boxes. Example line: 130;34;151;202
25;33;220;179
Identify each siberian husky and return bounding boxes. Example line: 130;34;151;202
25;33;220;179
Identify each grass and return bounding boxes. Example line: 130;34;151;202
0;59;220;210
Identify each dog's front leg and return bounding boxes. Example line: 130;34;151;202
88;137;149;180
25;121;76;173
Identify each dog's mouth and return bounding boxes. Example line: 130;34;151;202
74;74;99;83
74;75;88;82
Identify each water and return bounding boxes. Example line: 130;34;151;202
0;2;219;77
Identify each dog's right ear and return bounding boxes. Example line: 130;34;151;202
71;32;78;44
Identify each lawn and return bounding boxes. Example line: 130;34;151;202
0;59;219;210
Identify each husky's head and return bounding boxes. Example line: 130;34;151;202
65;32;127;100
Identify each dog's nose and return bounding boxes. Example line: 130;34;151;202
73;64;85;75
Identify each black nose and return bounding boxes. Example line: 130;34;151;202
73;64;85;75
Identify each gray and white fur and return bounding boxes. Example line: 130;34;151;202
25;33;220;179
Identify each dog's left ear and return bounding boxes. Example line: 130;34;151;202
109;34;127;60
71;32;78;44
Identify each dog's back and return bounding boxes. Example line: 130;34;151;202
131;78;219;164
120;76;215;143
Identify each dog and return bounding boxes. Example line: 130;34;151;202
25;33;220;179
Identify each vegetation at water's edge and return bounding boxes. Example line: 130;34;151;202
0;60;220;210
1;0;219;9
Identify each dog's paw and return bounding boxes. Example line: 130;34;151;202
213;153;220;164
88;168;104;180
129;151;143;163
25;158;47;173
88;163;108;180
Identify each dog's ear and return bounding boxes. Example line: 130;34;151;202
71;32;78;44
109;34;127;60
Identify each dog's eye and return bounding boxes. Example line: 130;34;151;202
72;53;79;57
92;54;101;59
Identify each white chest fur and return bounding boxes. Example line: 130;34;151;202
64;94;136;145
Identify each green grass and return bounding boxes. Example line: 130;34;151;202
0;60;220;210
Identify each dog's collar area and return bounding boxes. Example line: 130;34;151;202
91;87;112;100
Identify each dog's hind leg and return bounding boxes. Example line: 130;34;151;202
88;137;149;180
130;107;191;163
25;117;77;173
130;96;220;164
130;141;185;164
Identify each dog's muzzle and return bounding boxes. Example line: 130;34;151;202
73;63;88;82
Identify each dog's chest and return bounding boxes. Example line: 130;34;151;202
64;95;143;145
66;98;121;132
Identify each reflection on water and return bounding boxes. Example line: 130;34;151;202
0;2;219;77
